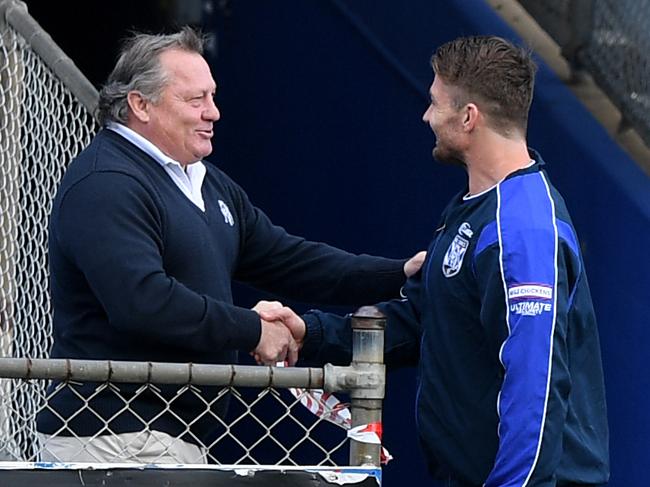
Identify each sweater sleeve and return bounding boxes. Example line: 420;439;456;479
53;171;262;356
230;184;407;306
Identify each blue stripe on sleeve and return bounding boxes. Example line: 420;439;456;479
474;219;576;262
486;171;558;487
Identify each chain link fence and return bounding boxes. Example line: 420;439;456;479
517;0;650;147
0;313;387;467
0;0;98;462
0;359;356;466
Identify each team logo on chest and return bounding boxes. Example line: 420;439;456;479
442;222;473;278
218;200;235;226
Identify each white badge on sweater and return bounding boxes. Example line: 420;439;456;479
218;200;234;226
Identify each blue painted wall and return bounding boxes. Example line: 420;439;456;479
206;1;650;485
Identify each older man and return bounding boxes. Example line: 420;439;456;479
37;27;422;464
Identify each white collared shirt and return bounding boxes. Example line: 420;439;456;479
107;123;207;212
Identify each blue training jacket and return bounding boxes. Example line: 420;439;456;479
303;154;609;486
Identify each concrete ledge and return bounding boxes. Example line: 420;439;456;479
0;464;381;486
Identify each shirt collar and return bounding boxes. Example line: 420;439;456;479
106;122;192;170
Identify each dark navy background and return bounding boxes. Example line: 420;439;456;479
27;0;650;485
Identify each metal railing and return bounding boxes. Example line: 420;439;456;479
0;308;387;468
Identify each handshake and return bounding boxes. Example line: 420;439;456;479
249;250;426;366
251;300;306;366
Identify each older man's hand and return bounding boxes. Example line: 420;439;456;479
252;301;305;366
255;301;306;345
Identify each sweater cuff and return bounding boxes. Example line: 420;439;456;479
229;308;263;352
377;258;408;299
300;311;323;358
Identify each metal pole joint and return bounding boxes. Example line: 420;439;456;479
323;363;385;398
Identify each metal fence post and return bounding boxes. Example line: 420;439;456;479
349;305;386;467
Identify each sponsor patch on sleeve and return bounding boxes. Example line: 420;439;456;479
509;301;553;316
507;284;553;300
507;284;554;316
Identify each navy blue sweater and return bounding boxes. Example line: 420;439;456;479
303;157;609;486
38;129;406;443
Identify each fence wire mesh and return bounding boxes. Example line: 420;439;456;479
0;375;349;465
579;0;650;143
517;0;650;146
0;19;98;460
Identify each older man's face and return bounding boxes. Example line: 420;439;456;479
144;48;220;165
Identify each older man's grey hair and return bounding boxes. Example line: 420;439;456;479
97;27;206;126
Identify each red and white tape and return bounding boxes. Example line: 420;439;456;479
283;370;393;464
